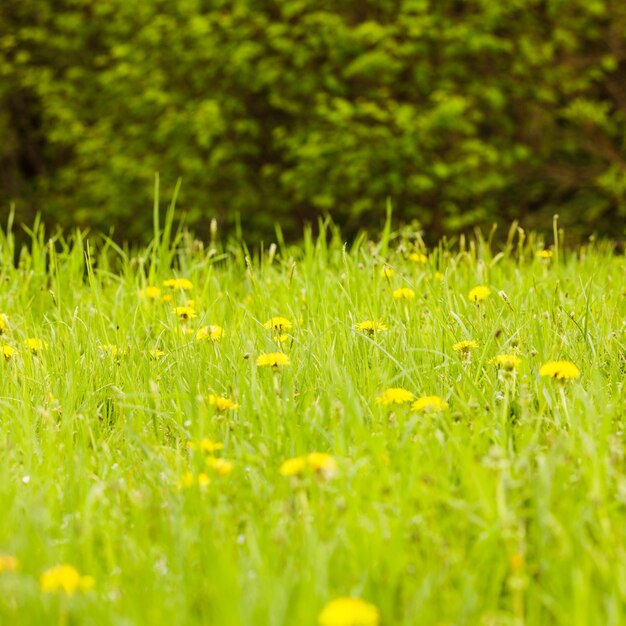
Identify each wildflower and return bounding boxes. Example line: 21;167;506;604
0;555;19;573
537;250;553;259
0;314;7;334
318;597;380;626
539;360;580;380
25;338;47;354
411;395;449;412
149;348;166;359
207;394;239;411
354;321;387;335
409;252;428;265
280;453;337;479
392;287;415;300
257;352;290;367
177;471;210;489
380;266;394;279
196;325;224;341
375;387;415;406
2;345;15;361
40;564;94;595
98;344;123;357
206;457;234;476
187;438;224;453
264;317;292;332
163;278;193;291
433;271;444;281
161;294;173;303
174;306;196;321
490;354;521;370
453;340;478;353
140;286;161;300
468;285;491;302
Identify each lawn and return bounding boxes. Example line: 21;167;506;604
0;216;625;625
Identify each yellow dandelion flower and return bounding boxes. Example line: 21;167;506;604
264;317;293;332
539;360;580;380
380;266;394;279
174;306;197;321
177;471;210;489
0;314;8;334
490;354;521;370
318;597;381;626
468;285;491;302
411;395;449;412
453;340;478;352
392;287;415;300
207;394;239;411
161;294;173;303
2;345;15;361
280;453;337;479
0;555;19;573
40;564;94;596
25;338;47;354
375;387;415;406
433;271;444;281
206;457;234;476
409;252;428;265
354;320;387;335
163;278;193;291
537;250;553;259
257;352;290;367
98;344;123;356
196;324;225;341
149;348;166;359
140;286;161;300
187;438;224;453
279;456;307;477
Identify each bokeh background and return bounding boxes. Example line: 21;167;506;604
2;0;626;243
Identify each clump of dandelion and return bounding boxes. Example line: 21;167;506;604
354;320;387;335
40;564;94;595
2;345;16;362
539;360;580;381
196;325;224;341
187;438;224;453
257;352;290;367
163;278;193;291
380;266;394;279
453;340;478;353
392;287;415;300
264;317;292;332
140;286;161;300
0;314;8;335
177;471;210;489
375;387;415;406
318;597;380;626
468;285;491;302
411;395;449;412
207;394;239;411
174;306;196;321
537;250;553;259
409;252;428;265
0;555;19;573
490;354;521;371
206;457;234;476
280;452;338;479
25;338;47;355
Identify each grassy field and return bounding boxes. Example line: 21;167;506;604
0;215;625;625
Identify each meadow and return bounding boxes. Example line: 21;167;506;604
0;213;625;625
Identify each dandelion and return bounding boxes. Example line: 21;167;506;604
490;354;521;370
207;394;239;411
380;266;394;279
0;555;19;573
25;338;47;354
433;271;444;281
163;278;193;291
0;314;7;334
2;345;15;361
98;344;123;357
375;387;415;406
264;317;292;332
318;597;380;626
453;340;478;353
177;471;210;489
280;453;337;479
392;288;415;300
411;395;449;412
196;325;224;341
539;360;580;380
161;294;173;303
257;352;290;367
354;321;387;335
149;348;166;359
140;286;161;300
468;285;491;302
174;306;197;321
206;457;234;476
409;252;428;265
40;564;94;595
187;438;224;453
537;250;553;259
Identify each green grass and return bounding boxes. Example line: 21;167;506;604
0;217;625;625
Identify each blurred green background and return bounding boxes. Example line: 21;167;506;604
2;0;626;243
